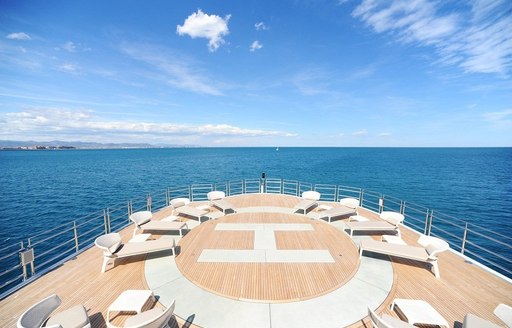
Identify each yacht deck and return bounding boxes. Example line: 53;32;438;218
1;194;510;327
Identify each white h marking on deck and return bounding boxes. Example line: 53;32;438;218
197;223;335;263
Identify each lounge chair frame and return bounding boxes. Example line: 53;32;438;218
130;211;188;237
359;236;449;278
293;191;321;215
95;233;175;273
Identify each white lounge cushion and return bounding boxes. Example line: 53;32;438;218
170;198;190;208
17;294;61;328
380;211;405;225
301;191;321;200
45;304;89;328
95;233;122;254
338;197;359;209
130;211;152;226
207;191;225;201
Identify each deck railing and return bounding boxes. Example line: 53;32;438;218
1;177;511;299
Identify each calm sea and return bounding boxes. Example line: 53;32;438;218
0;147;511;284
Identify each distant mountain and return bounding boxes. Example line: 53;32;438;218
0;140;199;149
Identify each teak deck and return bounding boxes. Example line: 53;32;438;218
1;193;511;328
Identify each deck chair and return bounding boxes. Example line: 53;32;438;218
112;300;176;328
130;211;188;237
359;235;449;278
207;191;236;215
463;303;512;328
293;191;321;214
462;314;501;328
170;198;210;221
367;306;415;328
95;233;175;273
494;303;512;327
345;211;404;237
17;294;90;328
310;197;359;222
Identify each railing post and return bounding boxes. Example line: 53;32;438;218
188;185;192;200
106;208;111;234
126;201;130;223
166;188;170;206
359;189;365;208
399;200;405;214
227;181;231;196
378;197;384;213
335;186;339;202
19;241;27;280
103;209;109;234
461;223;468;255
281;178;284;195
427;210;434;236
424;208;430;235
73;221;79;252
146;193;152;211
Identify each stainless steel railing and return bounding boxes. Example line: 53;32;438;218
1;177;511;299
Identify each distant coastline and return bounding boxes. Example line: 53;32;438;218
0;140;198;150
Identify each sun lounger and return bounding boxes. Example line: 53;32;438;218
130;211;188;237
367;306;415;328
207;191;237;215
17;294;90;328
463;314;501;328
106;289;175;328
95;233;175;273
391;299;449;327
310;197;359;222
123;300;175;328
170;197;210;221
293;191;321;214
462;304;512;328
494;303;512;327
359;236;449;278
345;211;404;236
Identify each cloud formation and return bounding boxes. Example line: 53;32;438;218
483;109;512;126
250;41;263;52
352;0;512;75
63;41;76;52
255;22;269;30
352;129;368;136
6;32;31;40
177;9;231;52
121;43;223;95
0;109;297;142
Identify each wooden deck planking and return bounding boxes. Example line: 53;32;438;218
0;193;510;328
175;211;359;302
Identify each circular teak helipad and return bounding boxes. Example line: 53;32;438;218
175;212;360;302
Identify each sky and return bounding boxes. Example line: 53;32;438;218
0;0;511;147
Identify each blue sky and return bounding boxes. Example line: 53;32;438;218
1;0;511;146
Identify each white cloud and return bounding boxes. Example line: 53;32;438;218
58;63;78;73
177;9;231;52
352;129;368;136
63;41;76;52
250;41;263;52
352;0;512;75
6;32;31;41
292;68;337;96
0;109;297;142
120;43;223;96
377;132;391;137
255;22;269;30
483;109;512;125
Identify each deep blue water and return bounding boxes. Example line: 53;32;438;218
0;147;511;287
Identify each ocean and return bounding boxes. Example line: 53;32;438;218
0;147;511;289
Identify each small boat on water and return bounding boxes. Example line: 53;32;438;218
1;178;511;328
